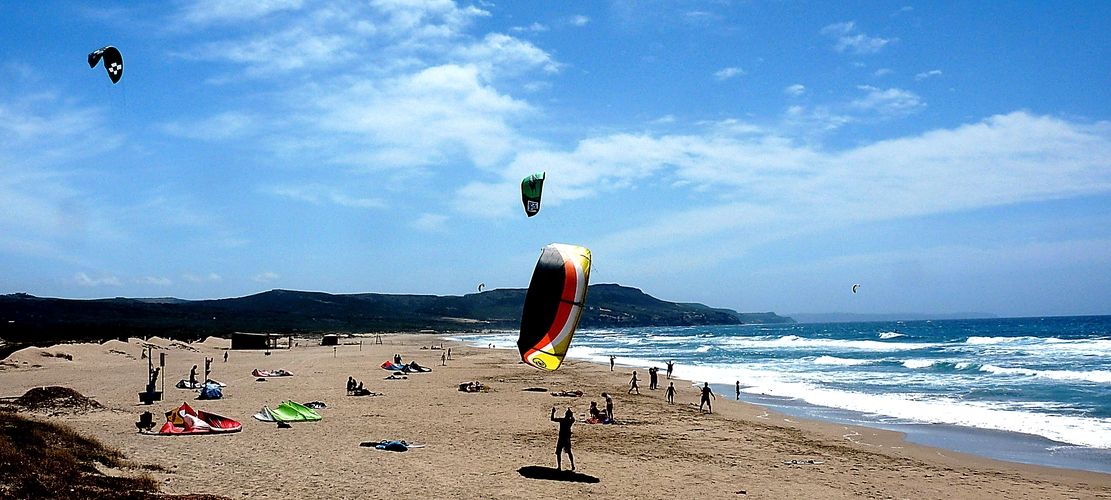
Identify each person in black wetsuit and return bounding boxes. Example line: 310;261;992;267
550;407;575;471
699;382;716;414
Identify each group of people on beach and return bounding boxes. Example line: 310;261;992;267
549;359;727;472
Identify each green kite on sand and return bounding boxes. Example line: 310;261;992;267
253;401;322;422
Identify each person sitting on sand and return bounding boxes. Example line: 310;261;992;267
699;382;716;414
589;401;600;421
666;382;676;405
628;371;640;395
347;377;357;393
550;407;575;471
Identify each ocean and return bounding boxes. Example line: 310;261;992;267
453;316;1111;474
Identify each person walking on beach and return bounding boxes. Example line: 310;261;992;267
628;371;640;394
441;352;446;366
666;360;674;379
603;393;614;421
609;355;615;371
735;381;740;400
447;348;451;360
223;351;228;363
649;367;658;390
665;382;676;404
699;382;716;414
550;407;575;471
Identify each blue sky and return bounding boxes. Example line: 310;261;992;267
2;1;1109;318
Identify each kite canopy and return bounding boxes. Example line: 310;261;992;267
149;402;241;435
521;172;545;217
88;46;123;84
478;282;485;292
852;284;861;293
518;243;591;371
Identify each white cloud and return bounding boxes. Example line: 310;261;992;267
184;272;222;283
189;26;357;76
264;184;385;209
312;64;533;170
784;84;806;96
850;86;924;116
456;112;1111;265
413;213;449;232
253;271;280;283
454;33;560;77
570;15;590;26
75;272;122;287
874;68;892;77
510;22;549;33
714;67;745;81
161;112;253;141
915;69;943;80
821;21;894;54
181;0;304;25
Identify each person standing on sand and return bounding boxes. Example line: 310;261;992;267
223;351;228;363
736;381;740;400
609;355;615;371
603;393;614;421
649;366;658;390
550;407;575;471
447;348;451;360
628;371;640;394
666;360;674;379
441;352;446;366
665;382;675;404
699;382;716;413
189;365;197;388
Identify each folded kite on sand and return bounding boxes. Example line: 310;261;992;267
252;369;293;377
359;440;424;452
253;401;322;422
146;402;241;435
381;361;431;373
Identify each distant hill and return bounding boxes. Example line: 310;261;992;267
0;284;794;344
788;312;998;324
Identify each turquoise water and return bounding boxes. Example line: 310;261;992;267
456;316;1111;473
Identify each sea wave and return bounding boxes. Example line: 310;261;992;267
879;332;905;339
813;356;873;366
722;335;934;352
981;365;1111;384
903;359;939;369
730;378;1111;448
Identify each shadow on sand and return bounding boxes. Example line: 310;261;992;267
517;466;600;483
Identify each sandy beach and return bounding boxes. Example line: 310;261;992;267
2;334;1109;499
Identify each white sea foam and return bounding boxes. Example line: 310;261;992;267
903;359;939;369
695;345;712;353
727;372;1111;448
722;335;934;352
981;365;1111;384
813;356;872;366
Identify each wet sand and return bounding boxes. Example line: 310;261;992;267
2;334;1109;499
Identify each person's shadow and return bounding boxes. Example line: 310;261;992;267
517;466;599;483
